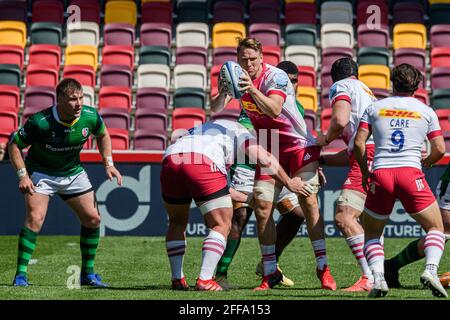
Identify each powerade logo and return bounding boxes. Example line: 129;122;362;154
45;144;84;152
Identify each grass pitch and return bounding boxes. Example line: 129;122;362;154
0;236;448;300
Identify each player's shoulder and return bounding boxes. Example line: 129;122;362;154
28;106;53;124
264;64;289;84
81;105;98;115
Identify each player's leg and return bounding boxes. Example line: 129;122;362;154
439;205;450;286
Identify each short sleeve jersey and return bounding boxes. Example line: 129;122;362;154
164;119;254;175
329;78;377;153
14;105;105;176
360;97;442;170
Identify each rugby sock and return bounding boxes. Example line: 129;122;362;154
364;239;385;275
423;230;445;275
166;240;186;280
16;227;37;276
215;239;240;277
311;239;328;270
261;245;277;276
199;230;226;280
80;226;100;275
346;234;372;278
386;239;423;271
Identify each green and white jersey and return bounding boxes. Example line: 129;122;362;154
441;162;450;183
14;105;105;177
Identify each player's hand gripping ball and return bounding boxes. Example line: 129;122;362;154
219;61;244;99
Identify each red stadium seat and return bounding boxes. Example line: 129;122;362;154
0;127;14;145
431;48;450;67
262;46;280;66
431;67;450;90
26;64;59;87
98;108;130;129
107;128;129;150
140;23;171;47
99;87;132;111
141;2;172;25
212;47;237;66
0;45;23;70
172;108;206;131
69;0;100;24
100;64;133;88
357;24;389;48
136;87;169;112
321;47;353;69
0;106;18;131
28;44;60;69
134;108;167;131
436;109;450;132
357;0;388;26
102;45;134;69
213;1;245;24
321;108;333;133
248;23;281;47
284;3;316;25
430;25;450;48
210;65;221;97
62;65;96;87
104;23;135;46
224;99;241;110
24;86;56;110
176;47;208;66
320;88;331;109
32;0;64;25
394;48;426;72
0;85;20;112
298;66;317;88
304;109;317;133
134;129;166;151
414;88;429;105
320;65;333;92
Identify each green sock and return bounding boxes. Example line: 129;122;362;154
80;226;100;274
215;239;241;277
16;227;38;277
387;239;423;271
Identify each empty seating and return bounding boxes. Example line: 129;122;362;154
176;47;208;65
66;22;100;46
99;108;130;129
298;66;317;88
134;108;167;131
358;47;390;66
429;3;450;25
431;67;450;89
65;45;98;70
356;0;388;26
135;87;169;112
320;1;353;24
321;23;354;49
414;88;429;105
432;88;450;109
105;0;137;26
30;22;62;45
357;24;389;48
0;107;18;131
26;64;59;87
210;65;221;97
431;48;450;67
28;44;60;69
0;64;20;86
285;24;317;46
102;45;134;69
359;65;391;89
249;1;280;24
284;3;316;25
176;23;209;49
134;129;167;151
248;24;281;47
285;46;319;69
173;64;207;90
371;88;390;100
177;0;209;23
104;23;135;46
32;0;64;25
100;65;133;87
394;48;426;71
321;47;353;69
107;128;129;150
172;108;206;131
24;86;56;110
212;47;237;66
262;46;281;66
69;0;100;24
393;23;427;50
139;46;171;65
141;1;172;24
436;109;450;131
392;2;425;24
430;25;450;48
321;108;333;132
137;64;171;89
212;1;245;24
0;0;27;22
140;23;171;47
82;85;95;107
173;88;206;108
63;65;96;87
0;45;23;70
304;109;317;132
0;85;20;112
320;65;333;91
0;21;26;48
210;108;241;122
212;22;246;48
99;87;132;111
297;87;318;112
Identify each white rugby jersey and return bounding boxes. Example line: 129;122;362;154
359;96;442;170
329;77;377;153
164;119;255;174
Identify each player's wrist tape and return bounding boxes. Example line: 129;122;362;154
103;156;114;167
17;168;27;180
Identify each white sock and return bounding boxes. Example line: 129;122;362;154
166;240;186;280
424;230;445;274
346;234;373;279
199;230;226;280
261;245;277;276
364;238;384;275
311;239;328;270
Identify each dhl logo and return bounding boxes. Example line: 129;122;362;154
242;100;264;115
378;109;421;119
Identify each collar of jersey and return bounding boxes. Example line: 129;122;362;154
252;63;267;86
53;106;80;127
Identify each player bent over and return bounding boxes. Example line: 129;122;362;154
9;78;122;287
354;64;447;298
161;119;311;291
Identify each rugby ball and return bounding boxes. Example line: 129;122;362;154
439;272;450;287
219;61;244;99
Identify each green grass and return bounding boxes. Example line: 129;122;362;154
0;236;448;300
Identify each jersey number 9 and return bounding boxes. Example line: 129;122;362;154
390;130;405;153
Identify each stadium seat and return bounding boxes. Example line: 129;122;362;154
105;0;137;26
26;64;59;87
141;1;172;24
371;88;390;100
100;64;133;88
0;85;20;112
137;64;171;89
135;87;169;112
104;23;135;46
172;108;206;131
210;108;241;122
249;1;280;24
69;0;100;24
321;47;353;69
394;48;426;71
262;46;281;66
0;21;26;48
65;45;98;70
99;86;132;111
28;44;60;69
176;47;208;66
443;130;450;151
320;88;331;109
436;109;450;131
102;45;134;69
393;23;427;50
140;23;171;47
98;108;130;130
320;1;353;24
429;3;450;25
212;22;246;48
212;1;245;23
32;0;64;25
24;86;56;110
356;0;388;26
297;86;318;112
413;88;429;105
357;24;389;48
176;23;209;49
66;22;100;46
298;66;317;88
0;64;20;86
134;108;167;131
320;65;333;92
392;2;425;24
30;22;62;45
430;25;450;48
82;85;95;107
210;65;221;97
249;24;281;47
62;65;96;87
107;128;129;150
359;65;390;89
0;0;27;22
432;88;450;109
285;45;319;70
320;108;333;132
431;67;450;90
284;2;316;25
0;45;23;70
0;107;18;131
285;24;317;46
139;46;171;65
304;109;317;132
431;48;450;67
321;23;354;49
173;88;206;109
173;64;207;90
133;129;167;151
212;47;237;66
177;0;209;23
358;47;390;66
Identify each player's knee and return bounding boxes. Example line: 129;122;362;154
335;210;350;230
84;212;101;228
26;211;46;231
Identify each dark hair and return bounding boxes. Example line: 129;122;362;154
331;57;358;82
392;64;423;95
56;78;82;99
237;37;262;55
276;61;299;76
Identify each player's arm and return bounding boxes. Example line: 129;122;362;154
96;129;123;186
317;100;351;146
319;149;350;167
354;125;371;189
422;136;445;168
210;78;233;112
239;70;283;118
8;139;35;195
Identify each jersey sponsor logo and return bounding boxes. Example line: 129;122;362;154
82;128;89;137
378;109;421;119
274;73;288;89
45;144;84;152
242;100;264;115
19;127;27;138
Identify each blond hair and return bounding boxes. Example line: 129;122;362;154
237;37;262;55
